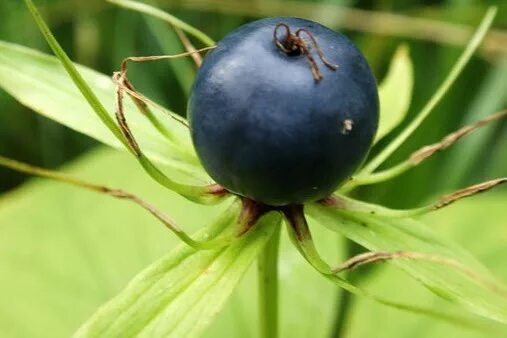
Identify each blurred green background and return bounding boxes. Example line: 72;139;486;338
0;0;507;338
1;0;506;205
0;1;507;337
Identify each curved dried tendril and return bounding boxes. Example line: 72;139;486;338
114;46;216;136
111;47;232;204
333;250;507;296
342;110;507;192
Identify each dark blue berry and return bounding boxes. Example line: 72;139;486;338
189;17;379;206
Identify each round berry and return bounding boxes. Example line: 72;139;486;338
189;17;379;206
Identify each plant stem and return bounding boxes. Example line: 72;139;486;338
330;238;357;338
258;224;281;338
332;289;353;338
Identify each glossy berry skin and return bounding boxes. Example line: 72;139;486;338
189;17;379;206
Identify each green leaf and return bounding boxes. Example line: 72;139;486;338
206;193;507;337
375;45;413;143
205;217;343;338
307;203;507;324
0;148;336;338
0;41;207;183
1;147;505;338
0;148;225;337
74;210;280;337
345;193;507;338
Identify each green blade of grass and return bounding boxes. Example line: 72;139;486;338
107;0;216;47
145;17;196;96
24;0;127;149
360;7;497;175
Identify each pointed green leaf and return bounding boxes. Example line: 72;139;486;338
1;147;505;337
345;193;507;338
0;41;207;183
207;193;507;337
74;211;280;338
0;148;226;337
375;45;413;143
307;203;507;324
